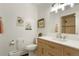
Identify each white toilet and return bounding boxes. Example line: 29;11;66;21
25;44;37;56
8;50;25;56
9;38;37;56
9;39;27;56
25;44;37;51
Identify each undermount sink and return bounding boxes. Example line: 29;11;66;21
56;38;66;41
55;37;79;46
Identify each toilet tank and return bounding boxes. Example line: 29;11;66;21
16;38;25;51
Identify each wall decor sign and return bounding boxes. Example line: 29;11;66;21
38;18;45;28
25;23;32;30
16;17;24;26
0;17;3;33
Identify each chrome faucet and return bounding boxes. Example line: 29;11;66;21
56;33;66;40
62;35;66;39
56;33;62;38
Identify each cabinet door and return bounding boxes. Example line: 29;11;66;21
63;46;79;56
46;41;63;56
35;39;47;56
46;46;58;56
34;46;44;56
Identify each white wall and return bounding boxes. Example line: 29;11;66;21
37;4;79;35
37;4;79;41
1;3;79;56
49;4;79;40
0;3;37;56
37;4;51;35
50;4;79;34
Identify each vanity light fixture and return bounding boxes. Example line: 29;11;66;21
50;3;75;13
50;3;67;13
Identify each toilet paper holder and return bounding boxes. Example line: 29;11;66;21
9;40;15;46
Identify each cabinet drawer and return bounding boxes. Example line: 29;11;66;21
63;46;79;56
38;39;47;43
47;46;63;56
47;41;62;50
47;51;57;56
37;39;47;46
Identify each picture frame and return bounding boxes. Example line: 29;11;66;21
38;18;45;28
16;17;24;26
25;23;32;30
0;17;3;33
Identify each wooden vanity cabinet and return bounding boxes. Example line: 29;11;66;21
63;46;79;56
34;39;47;56
35;46;44;56
35;38;63;56
35;38;79;56
46;41;63;56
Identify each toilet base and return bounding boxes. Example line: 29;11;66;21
21;53;29;56
28;51;36;56
9;50;28;56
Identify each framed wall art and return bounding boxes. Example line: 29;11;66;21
38;18;45;28
25;23;32;30
16;17;24;26
0;17;3;33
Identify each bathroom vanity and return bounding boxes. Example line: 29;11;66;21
35;36;79;56
35;13;79;56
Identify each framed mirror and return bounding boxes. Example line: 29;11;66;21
61;13;75;34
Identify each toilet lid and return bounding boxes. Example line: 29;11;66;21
26;44;37;48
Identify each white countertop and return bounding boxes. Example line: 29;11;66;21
38;36;79;49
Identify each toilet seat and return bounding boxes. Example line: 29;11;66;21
26;44;37;48
25;44;37;51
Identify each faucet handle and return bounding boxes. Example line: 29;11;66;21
62;35;66;39
56;33;61;38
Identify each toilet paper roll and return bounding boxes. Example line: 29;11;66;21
11;41;15;45
10;40;15;46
